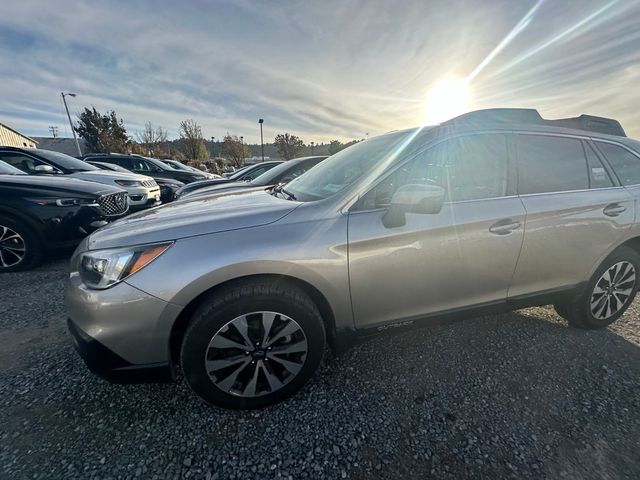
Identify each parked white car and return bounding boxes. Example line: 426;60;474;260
0;147;161;210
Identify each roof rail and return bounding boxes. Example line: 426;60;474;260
445;108;626;137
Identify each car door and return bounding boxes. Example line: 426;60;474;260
508;133;634;298
348;133;526;328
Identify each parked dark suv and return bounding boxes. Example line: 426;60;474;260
0;161;128;272
82;154;207;184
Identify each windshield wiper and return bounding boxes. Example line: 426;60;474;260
281;187;297;200
272;184;297;200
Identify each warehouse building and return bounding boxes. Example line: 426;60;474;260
0;122;37;148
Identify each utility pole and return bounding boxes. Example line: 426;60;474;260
258;119;264;162
61;92;82;156
48;126;59;138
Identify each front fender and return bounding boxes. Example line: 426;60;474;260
125;217;354;330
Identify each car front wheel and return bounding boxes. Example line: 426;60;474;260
180;279;326;409
0;216;43;272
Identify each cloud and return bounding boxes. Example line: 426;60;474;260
0;0;639;142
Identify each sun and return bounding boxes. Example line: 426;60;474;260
422;76;471;125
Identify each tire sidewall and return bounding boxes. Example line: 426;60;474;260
0;216;40;273
181;291;325;409
581;247;640;328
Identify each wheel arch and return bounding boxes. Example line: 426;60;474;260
168;273;339;368
584;235;640;281
0;207;46;245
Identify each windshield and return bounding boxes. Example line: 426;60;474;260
166;160;190;171
250;161;298;185
36;150;99;172
144;157;175;170
0;160;26;175
285;131;419;201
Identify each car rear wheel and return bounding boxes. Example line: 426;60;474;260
180;279;326;409
557;247;639;329
0;216;43;272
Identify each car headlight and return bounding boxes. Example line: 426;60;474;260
78;242;172;289
114;180;142;187
27;197;99;207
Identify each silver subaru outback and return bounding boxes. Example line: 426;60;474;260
66;109;640;409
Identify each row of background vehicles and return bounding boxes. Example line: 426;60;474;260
0;146;325;272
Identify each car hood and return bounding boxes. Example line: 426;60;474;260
87;189;300;250
183;181;266;199
0;174;123;196
70;170;154;184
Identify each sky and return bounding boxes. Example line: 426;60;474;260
0;0;639;144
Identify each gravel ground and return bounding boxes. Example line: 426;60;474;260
1;259;639;479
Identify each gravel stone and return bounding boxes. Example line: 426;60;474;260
1;259;640;479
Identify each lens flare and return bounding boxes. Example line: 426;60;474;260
422;77;471;125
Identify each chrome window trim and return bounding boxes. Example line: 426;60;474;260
517;186;625;198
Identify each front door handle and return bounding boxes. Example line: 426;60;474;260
603;203;627;217
489;219;521;235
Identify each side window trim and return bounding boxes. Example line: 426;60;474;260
351;131;514;212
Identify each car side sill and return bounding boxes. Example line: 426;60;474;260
339;283;585;350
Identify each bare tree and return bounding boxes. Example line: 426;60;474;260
135;122;168;157
179;119;208;162
274;133;304;160
221;134;250;168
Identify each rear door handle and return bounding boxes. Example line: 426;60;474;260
603;203;627;217
489;219;521;235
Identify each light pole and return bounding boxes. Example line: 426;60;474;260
258;118;264;162
211;136;216;157
310;141;315;155
240;136;244;165
61;92;82;156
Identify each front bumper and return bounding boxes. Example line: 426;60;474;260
65;272;183;383
67;318;173;383
126;187;161;207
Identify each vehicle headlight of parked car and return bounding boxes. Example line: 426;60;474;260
78;242;173;289
114;179;143;187
27;197;100;207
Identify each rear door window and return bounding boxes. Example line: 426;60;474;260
595;142;640;186
516;135;589;194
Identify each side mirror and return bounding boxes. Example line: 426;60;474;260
34;165;55;174
383;183;445;228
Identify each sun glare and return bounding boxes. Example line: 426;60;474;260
422;76;471;125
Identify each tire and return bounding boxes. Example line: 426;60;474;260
553;302;570;320
561;247;639;329
180;279;326;409
0;215;43;272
